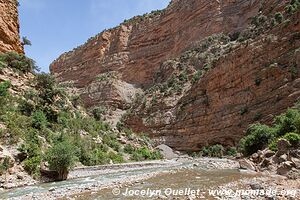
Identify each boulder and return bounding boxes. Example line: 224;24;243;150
239;159;256;171
277;161;293;175
264;150;275;158
291;157;300;169
278;154;288;163
276;139;291;156
156;144;179;160
250;153;260;163
260;158;272;168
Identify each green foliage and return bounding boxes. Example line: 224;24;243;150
22;36;32;46
131;146;162;161
0;52;38;73
274;12;284;23
274;109;300;136
0;156;11;175
31;110;48;129
23;157;41;177
201;144;225;157
227;147;237;156
91;106;106;121
268;139;278;152
45;140;77;173
283;132;300;147
239;124;275;156
0;81;11;97
18;130;42;176
192;70;202;84
124;144;134;154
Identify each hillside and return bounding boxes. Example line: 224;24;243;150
51;0;300;151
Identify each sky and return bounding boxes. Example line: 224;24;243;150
19;0;170;72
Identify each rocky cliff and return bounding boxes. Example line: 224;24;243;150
0;0;23;54
51;0;300;151
50;0;261;108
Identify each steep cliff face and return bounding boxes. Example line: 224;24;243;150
51;0;300;151
50;0;261;108
0;0;23;54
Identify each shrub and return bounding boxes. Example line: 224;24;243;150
131;146;162;161
124;144;134;153
108;152;124;163
22;36;32;46
0;81;11;97
201;145;225;157
0;52;38;73
192;70;202;84
91;106;106;121
0;156;11;175
274;109;300;136
227;147;237;156
239;124;275;156
45;141;78;180
274;12;284;23
31;110;48;129
283;132;300;147
268;139;278;152
23;156;41;177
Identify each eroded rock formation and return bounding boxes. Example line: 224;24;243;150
51;0;300;151
0;0;23;54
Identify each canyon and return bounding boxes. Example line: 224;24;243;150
50;0;300;151
0;0;23;54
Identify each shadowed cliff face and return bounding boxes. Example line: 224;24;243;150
51;0;300;151
0;0;23;54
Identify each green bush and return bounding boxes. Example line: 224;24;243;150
0;156;11;175
45;141;78;180
0;81;11;97
192;70;202;84
23;156;41;177
131;146;162;161
283;132;300;147
201;145;225;157
22;36;32;46
274;12;284;23
31;110;48;129
268;139;278;151
239;124;275;156
91;106;106;121
274;109;300;136
124;144;134;153
227;147;237;156
0;52;38;73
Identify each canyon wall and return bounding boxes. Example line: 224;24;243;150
0;0;23;54
50;0;261;108
51;0;300;151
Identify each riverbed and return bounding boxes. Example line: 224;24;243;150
0;157;288;200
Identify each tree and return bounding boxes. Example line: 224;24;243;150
45;141;77;180
22;36;32;46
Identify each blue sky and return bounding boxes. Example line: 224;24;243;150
19;0;170;72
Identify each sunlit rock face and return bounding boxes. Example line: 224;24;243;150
50;0;300;151
0;0;23;54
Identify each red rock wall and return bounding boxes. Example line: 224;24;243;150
50;0;261;108
0;0;23;54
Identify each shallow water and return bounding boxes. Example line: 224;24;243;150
0;159;254;200
77;168;250;200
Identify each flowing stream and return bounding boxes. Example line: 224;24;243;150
0;159;255;200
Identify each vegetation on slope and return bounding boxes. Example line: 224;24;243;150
0;52;162;180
